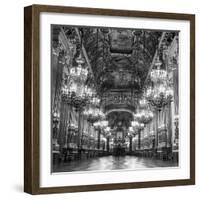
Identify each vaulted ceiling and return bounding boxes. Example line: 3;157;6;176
82;28;162;93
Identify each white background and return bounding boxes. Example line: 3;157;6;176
0;0;199;199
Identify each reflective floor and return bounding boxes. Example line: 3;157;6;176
53;155;178;173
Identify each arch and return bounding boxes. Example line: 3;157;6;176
105;108;133;116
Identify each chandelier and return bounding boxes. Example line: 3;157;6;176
69;54;88;83
128;121;144;137
145;84;173;110
130;121;144;131
104;126;111;133
128;126;136;136
52;111;60;124
68;123;78;132
93;120;108;129
90;95;101;106
134;110;154;124
139;98;148;109
150;58;167;83
83;107;105;123
84;85;95;102
62;82;90;108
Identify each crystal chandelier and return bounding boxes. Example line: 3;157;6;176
68;123;78;132
83;107;105;123
84;85;95;101
131;121;144;130
104;126;111;133
52;111;60;124
150;57;167;83
69;53;88;83
128;126;136;136
145;83;173;110
139;98;148;109
62;82;89;108
90;95;100;106
93;120;109;129
134;110;154;124
128;121;144;137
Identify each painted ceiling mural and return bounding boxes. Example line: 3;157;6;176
82;28;162;92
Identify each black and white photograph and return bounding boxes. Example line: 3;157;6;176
51;25;179;173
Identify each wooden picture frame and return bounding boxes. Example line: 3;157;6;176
24;4;195;194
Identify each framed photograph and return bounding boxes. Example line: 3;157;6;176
24;4;195;194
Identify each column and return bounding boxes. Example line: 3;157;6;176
106;137;110;152
57;98;69;151
138;131;141;150
155;109;159;149
97;129;101;150
77;108;82;149
129;136;133;153
167;102;172;148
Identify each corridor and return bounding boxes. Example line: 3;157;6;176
53;155;178;173
51;25;179;173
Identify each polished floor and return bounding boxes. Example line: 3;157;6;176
53;155;178;173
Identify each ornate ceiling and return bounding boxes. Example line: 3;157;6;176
82;28;162;92
59;26;177;130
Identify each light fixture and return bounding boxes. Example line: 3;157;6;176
145;83;173;110
93;120;108;129
134;110;153;124
150;57;167;83
131;121;144;130
139;98;148;109
83;107;105;123
69;53;88;83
